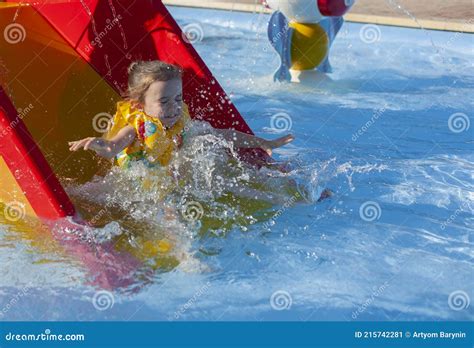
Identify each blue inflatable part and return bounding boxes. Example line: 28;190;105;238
317;16;344;73
267;11;293;82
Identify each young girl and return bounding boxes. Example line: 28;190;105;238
69;61;294;170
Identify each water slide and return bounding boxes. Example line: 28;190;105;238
0;0;266;221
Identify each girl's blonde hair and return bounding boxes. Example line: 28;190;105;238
127;60;182;102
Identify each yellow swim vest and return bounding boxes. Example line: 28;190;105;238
106;100;191;168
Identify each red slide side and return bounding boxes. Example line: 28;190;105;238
0;87;76;219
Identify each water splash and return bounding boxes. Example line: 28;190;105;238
384;0;452;70
66;119;323;255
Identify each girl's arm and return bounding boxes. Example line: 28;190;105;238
215;128;294;156
68;125;136;160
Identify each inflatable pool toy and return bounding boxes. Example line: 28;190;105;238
266;0;354;82
0;0;270;223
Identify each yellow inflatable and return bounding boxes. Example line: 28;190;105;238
289;22;329;71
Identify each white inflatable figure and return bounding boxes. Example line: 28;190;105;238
266;0;355;82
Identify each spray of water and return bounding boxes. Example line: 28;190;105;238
384;0;454;71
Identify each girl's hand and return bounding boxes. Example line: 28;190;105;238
68;126;136;160
261;134;295;156
68;137;111;155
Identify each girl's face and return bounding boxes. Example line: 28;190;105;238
142;78;183;129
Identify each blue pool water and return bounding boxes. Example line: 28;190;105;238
0;6;472;321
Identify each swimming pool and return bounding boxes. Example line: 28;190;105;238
0;6;472;321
